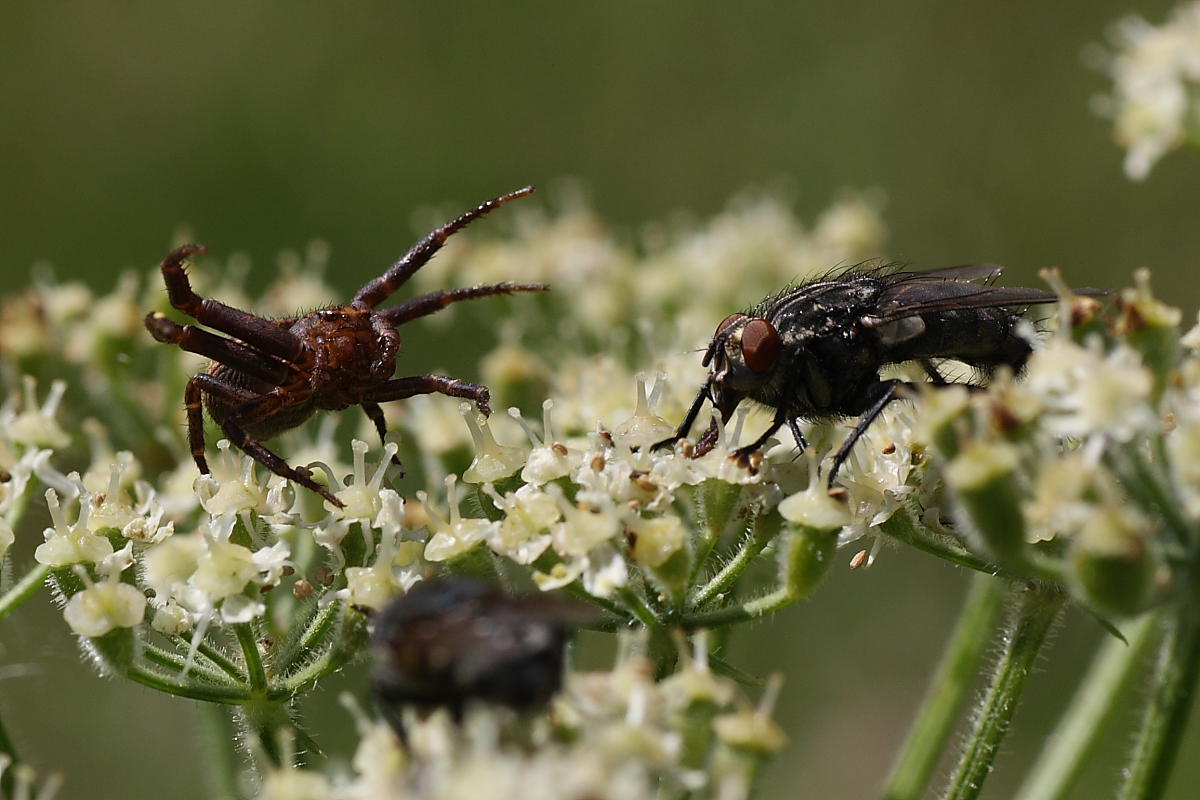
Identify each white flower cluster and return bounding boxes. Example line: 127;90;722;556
257;635;784;800
16;189;1200;798
1094;1;1200;179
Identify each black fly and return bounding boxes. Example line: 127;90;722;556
370;577;585;739
654;264;1104;484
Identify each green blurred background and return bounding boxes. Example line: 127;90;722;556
3;2;1198;798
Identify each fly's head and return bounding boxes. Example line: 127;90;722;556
704;312;782;422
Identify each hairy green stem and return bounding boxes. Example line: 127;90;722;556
1105;448;1193;552
1118;601;1200;800
680;585;796;630
689;514;779;608
198;704;243;800
688;480;745;584
142;643;242;690
882;574;1005;800
125;665;251;703
274;613;367;697
1016;613;1157;800
618;586;663;628
941;583;1066;800
234;623;269;694
0;563;49;623
182;637;248;684
272;600;339;673
880;509;997;576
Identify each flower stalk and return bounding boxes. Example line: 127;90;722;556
1118;599;1200;800
882;573;1005;800
941;582;1066;800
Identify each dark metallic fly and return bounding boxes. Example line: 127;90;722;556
370;578;583;739
655;264;1104;483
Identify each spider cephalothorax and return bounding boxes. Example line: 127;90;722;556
145;187;544;507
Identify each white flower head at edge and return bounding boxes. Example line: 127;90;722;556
421;474;500;562
63;543;147;637
459;403;527;484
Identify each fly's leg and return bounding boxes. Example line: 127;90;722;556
651;384;710;452
826;380;917;487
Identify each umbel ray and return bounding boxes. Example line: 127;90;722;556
146;187;544;508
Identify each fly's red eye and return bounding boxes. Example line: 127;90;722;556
741;318;779;373
715;313;746;336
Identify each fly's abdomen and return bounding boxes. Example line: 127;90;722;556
880;307;1033;372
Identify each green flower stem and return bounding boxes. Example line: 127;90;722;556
1118;600;1200;800
273;600;339;673
680;585;797;630
181;637;248;684
0;563;49;623
234;623;269;694
618;586;663;628
1016;613;1157;800
881;573;1005;800
142;643;243;690
689;514;780;608
688;480;744;584
198;704;243;800
125;665;251;703
238;699;294;768
942;583;1066;800
273;613;367;697
1105;448;1193;551
879;509;996;576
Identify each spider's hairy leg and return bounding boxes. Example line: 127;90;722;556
352;186;535;310
183;374;259;475
367;375;492;417
145;312;291;384
217;398;346;508
362;401;403;466
383;282;549;325
158;244;303;361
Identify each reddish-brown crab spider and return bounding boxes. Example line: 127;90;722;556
145;187;544;508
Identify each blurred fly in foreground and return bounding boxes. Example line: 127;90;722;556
370;578;584;739
655;264;1106;483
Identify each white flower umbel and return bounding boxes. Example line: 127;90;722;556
34;487;114;567
613;373;676;450
2;376;70;449
341;489;423;611
421;474;500;562
63;544;147;637
510;400;583;486
326;439;399;520
459;403;527;484
1094;1;1200;179
482;482;557;564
